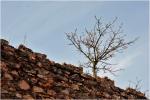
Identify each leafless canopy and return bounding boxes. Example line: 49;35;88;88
128;77;142;91
66;16;137;78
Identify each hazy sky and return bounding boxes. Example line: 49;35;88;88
1;1;149;93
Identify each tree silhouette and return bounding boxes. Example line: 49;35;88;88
66;16;137;78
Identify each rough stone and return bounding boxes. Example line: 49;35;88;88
18;80;30;90
14;64;21;69
18;44;33;53
16;93;22;98
35;53;47;60
32;86;44;93
23;94;34;99
1;39;147;99
11;70;18;76
28;53;36;61
0;39;9;45
71;84;79;90
0;61;8;72
4;73;13;80
61;89;70;95
47;90;56;96
37;74;45;79
36;62;42;67
41;78;54;88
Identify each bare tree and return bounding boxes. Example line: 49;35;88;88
128;77;142;91
66;16;137;78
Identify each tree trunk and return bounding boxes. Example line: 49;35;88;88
92;63;97;78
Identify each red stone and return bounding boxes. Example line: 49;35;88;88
32;86;44;93
18;80;30;90
4;73;13;80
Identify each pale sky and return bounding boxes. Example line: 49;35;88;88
1;1;149;94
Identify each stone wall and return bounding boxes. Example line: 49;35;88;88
0;39;147;99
